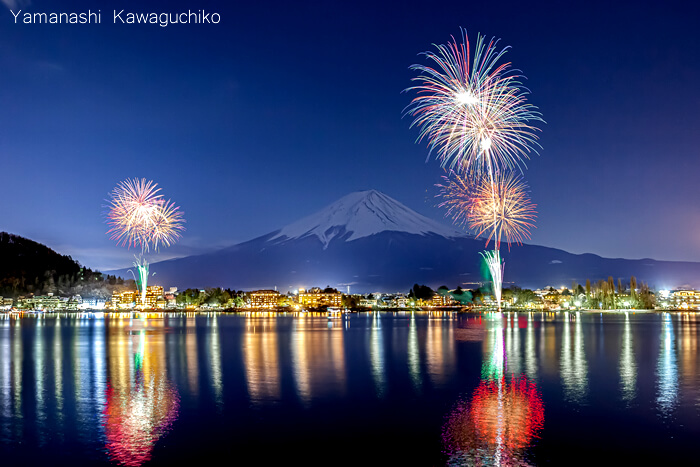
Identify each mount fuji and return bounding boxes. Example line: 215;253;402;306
112;190;700;292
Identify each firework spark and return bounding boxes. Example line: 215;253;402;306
406;30;543;176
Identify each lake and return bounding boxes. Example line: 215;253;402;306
0;311;698;465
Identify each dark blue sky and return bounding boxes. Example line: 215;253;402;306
1;0;699;271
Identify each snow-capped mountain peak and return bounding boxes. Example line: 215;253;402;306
270;189;466;248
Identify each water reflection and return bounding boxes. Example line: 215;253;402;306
481;313;505;381
103;324;180;467
244;317;281;404
53;317;64;440
656;313;678;417
1;312;700;464
0;317;13;441
677;313;699;408
185;316;199;397
425;313;456;388
11;320;22;441
505;313;522;377
444;312;544;465
369;312;386;397
524;313;538;381
292;317;346;405
560;312;588;404
408;313;421;392
619;313;637;404
206;315;223;409
443;376;544;466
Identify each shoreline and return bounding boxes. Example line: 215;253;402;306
1;307;696;315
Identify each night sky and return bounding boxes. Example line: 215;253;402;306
1;0;699;271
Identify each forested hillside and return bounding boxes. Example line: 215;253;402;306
0;232;124;298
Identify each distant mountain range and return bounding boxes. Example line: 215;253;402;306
105;189;700;293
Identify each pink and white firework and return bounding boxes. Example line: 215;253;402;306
106;178;185;252
437;171;537;251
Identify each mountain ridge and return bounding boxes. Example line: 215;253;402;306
107;190;700;292
269;189;466;248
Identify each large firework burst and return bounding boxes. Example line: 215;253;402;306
437;171;536;251
468;172;536;251
106;178;184;307
106;178;184;253
405;30;543;176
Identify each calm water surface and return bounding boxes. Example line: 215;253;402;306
0;311;699;465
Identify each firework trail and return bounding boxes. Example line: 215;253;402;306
106;178;184;307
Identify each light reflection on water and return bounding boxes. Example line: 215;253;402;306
291;316;346;406
442;376;545;466
560;312;589;404
244;317;281;404
103;327;180;466
444;313;544;466
408;313;421;392
656;313;678;417
369;312;386;397
0;311;699;465
619;313;637;404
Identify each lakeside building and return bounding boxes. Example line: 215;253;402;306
66;295;81;310
9;294;105;311
359;293;450;308
248;290;281;309
17;293;62;311
145;286;165;308
112;290;138;309
298;287;342;308
77;297;107;310
431;294;456;307
669;290;700;310
111;286;165;309
360;297;378;307
0;297;12;310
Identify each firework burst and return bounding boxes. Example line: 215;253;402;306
437;171;536;251
106;178;184;307
467;172;536;251
106;178;184;253
405;30;543;176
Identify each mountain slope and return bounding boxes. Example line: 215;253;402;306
269;189;465;248
0;232;98;296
